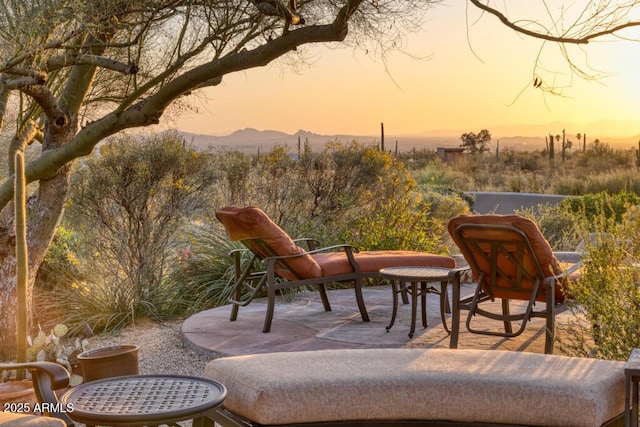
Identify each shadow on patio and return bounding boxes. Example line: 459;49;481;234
181;281;576;358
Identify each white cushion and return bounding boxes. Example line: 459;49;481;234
0;413;66;427
204;348;625;427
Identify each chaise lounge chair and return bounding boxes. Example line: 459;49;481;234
447;214;582;354
216;206;456;332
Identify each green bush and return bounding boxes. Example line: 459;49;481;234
35;226;83;291
337;198;448;254
558;210;640;361
60;131;216;332
517;204;590;251
559;191;640;224
160;223;240;316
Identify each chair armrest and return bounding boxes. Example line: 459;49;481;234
261;244;359;263
228;247;251;257
448;267;471;280
554;251;583;264
543;260;583;287
0;362;73;426
0;362;69;391
292;238;321;250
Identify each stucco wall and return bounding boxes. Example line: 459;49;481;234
467;192;571;215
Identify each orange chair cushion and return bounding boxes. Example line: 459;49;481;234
216;206;322;279
313;251;455;276
448;214;570;302
217;206;456;282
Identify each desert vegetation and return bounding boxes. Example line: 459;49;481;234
25;129;640;362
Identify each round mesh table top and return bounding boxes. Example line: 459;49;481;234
379;266;454;281
61;375;226;426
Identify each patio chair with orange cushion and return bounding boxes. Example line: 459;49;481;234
447;214;582;354
216;206;456;332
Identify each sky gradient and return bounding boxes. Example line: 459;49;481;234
173;2;640;138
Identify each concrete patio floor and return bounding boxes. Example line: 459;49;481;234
181;282;577;358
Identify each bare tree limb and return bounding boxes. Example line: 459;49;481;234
43;54;139;74
470;0;640;44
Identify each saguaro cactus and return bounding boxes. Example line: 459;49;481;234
15;151;28;367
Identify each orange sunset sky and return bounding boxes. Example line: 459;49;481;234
172;1;640;138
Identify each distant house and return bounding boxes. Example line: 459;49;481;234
436;147;465;163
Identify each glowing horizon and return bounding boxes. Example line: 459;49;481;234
172;2;640;139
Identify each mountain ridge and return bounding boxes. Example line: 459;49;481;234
179;120;640;153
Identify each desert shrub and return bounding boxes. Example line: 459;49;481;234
416;185;472;219
61;131;217;332
413;161;467;188
553;169;640;195
551;175;587;195
35;226;83;291
517;204;590;251
558;208;640;360
337;197;448;254
559;191;640;224
160;223;240;316
576;141;634;173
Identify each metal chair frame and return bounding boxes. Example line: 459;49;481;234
450;222;582;354
0;362;74;426
227;238;374;333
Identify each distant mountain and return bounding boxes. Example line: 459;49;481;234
179;120;640;153
179;128;380;152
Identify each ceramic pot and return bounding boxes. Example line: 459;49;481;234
77;345;139;382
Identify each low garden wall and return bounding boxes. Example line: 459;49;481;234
468;191;571;214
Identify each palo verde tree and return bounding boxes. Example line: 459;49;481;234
460;129;491;154
0;0;439;359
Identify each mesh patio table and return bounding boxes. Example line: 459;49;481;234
380;266;462;338
60;375;226;427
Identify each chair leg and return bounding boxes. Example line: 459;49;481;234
317;284;332;312
230;280;242;321
440;280;450;334
386;279;399;332
353;277;370;322
449;273;461;349
263;276;277;333
230;302;239;321
502;299;513;334
420;282;428;328
545;306;556;354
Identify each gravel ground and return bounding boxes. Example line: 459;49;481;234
88;319;213;377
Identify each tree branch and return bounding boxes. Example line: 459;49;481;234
18;85;68;128
44;54;139;74
0;0;366;208
470;0;640;44
9;121;41;175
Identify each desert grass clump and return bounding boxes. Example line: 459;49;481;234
160;223;240;316
517;204;590;251
558;209;640;360
559;191;640;224
553;169;640;195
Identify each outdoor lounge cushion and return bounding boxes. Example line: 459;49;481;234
0;412;67;427
448;214;575;303
204;348;625;427
216;205;322;279
217;206;456;279
314;250;455;275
